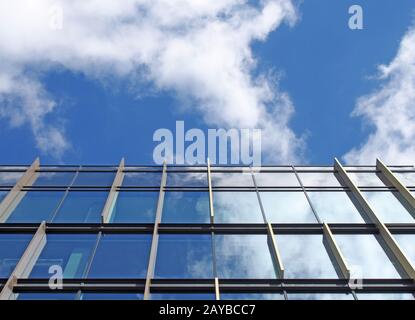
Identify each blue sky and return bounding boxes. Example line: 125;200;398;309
0;0;414;165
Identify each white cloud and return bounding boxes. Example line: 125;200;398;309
344;26;415;164
0;0;303;161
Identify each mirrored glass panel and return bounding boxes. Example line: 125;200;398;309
0;191;7;203
221;293;284;300
215;234;276;279
110;191;158;223
288;293;354;300
151;293;215;300
277;234;339;278
29;234;97;279
213;191;263;223
7;191;65;223
33;172;75;186
362;191;414;223
297;172;341;187
0;234;32;278
162;192;209;223
122;172;162;187
254;172;299;187
394;234;415;266
357;293;414;300
394;172;415;187
307;191;365;223
334;234;402;279
52;191;108;223
87;234;151;278
0;171;24;186
211;172;254;187
72;171;115;186
81;293;143;300
260;192;317;223
18;293;77;300
167;172;207;187
155;234;213;279
347;172;387;187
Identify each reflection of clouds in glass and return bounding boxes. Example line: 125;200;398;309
162;192;210;223
122;172;162;186
277;235;338;278
363;192;414;223
213;192;263;223
221;293;284;300
0;172;23;186
167;171;207;187
357;293;414;300
347;172;385;187
394;234;415;266
307;191;365;223
211;172;253;187
289;293;354;300
260;192;316;223
215;234;276;279
33;171;75;186
254;172;299;187
394;172;415;187
297;172;341;187
334;234;401;279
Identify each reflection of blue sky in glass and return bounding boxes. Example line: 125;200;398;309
52;191;108;223
0;171;24;186
277;234;339;279
221;293;284;300
111;191;158;223
289;293;354;300
33;171;75;186
155;234;213;279
72;171;115;186
167;172;207;187
214;192;264;223
7;191;65;223
216;234;276;279
88;234;151;278
260;192;316;223
151;293;215;300
162;192;209;223
307;191;365;223
363;191;414;223
334;234;402;279
18;293;77;300
0;191;6;203
0;234;32;278
81;293;143;300
29;234;97;279
122;171;162;187
357;293;414;300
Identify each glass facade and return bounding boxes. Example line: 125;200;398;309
0;163;414;300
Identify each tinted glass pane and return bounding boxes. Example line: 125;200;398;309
363;191;414;223
289;293;354;300
122;172;162;187
221;293;284;300
213;192;263;223
0;234;32;278
7;191;65;223
52;191;107;223
347;172;387;186
0;171;23;186
167;172;207;187
297;172;341;187
162;192;209;223
307;191;365;223
29;234;97;279
277;234;339;278
394;172;415;186
33;172;75;186
394;234;415;266
260;192;317;223
0;191;6;203
357;293;414;300
111;191;158;223
334;234;402;279
254;172;299;187
88;234;151;278
81;293;143;300
211;172;253;187
72;172;115;186
151;293;215;300
215;234;276;279
155;234;213;278
18;293;76;300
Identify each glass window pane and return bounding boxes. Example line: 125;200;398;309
81;293;143;300
260;192;317;223
215;234;276;279
0;191;7;203
33;172;75;186
110;191;158;223
0;234;32;278
72;172;115;186
167;172;207;187
307;191;366;223
277;234;339;278
297;172;341;187
289;293;354;300
334;234;402;279
52;191;108;223
394;172;415;187
122;172;162;187
394;234;415;266
87;234;151;278
363;191;414;223
155;234;213;279
162;192;209;223
211;172;254;187
347;172;387;187
357;293;414;300
0;171;24;186
151;293;215;300
18;293;77;300
213;192;263;223
254;172;299;187
7;191;65;223
29;234;97;279
221;293;284;300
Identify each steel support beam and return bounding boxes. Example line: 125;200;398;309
0;158;40;223
334;158;415;280
0;221;46;300
323;223;350;279
144;161;167;300
267;223;285;279
207;158;214;223
101;158;125;223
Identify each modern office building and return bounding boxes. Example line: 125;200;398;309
0;158;414;300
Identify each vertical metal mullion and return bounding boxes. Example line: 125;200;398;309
143;161;167;300
101;158;125;223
